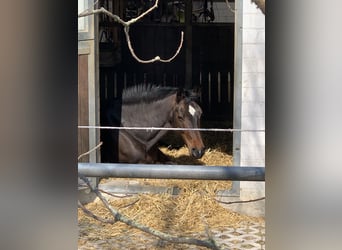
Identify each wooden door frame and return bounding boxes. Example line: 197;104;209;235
78;0;100;188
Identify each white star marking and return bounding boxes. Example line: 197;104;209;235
188;105;196;116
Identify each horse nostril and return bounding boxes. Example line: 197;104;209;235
198;148;205;158
191;148;204;159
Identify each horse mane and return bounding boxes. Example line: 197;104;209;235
122;84;179;104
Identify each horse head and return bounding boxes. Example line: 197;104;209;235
172;89;205;159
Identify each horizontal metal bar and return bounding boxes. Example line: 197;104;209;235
78;163;265;181
78;125;265;133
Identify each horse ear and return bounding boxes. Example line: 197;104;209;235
191;86;201;99
177;87;201;102
185;86;201;102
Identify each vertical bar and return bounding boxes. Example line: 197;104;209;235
78;54;89;163
114;72;117;98
231;0;243;196
220;71;229;120
208;72;211;111
218;72;221;103
220;71;228;103
185;0;192;89
94;10;101;167
199;71;202;102
211;71;218;119
228;71;231;103
126;72;134;88
108;0;113;13
104;73;108;99
201;71;209;117
163;73;166;86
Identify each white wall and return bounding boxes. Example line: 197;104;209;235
240;1;265;200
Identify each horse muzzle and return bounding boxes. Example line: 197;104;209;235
191;147;205;159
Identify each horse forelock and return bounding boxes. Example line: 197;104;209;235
189;99;202;114
179;97;202;116
122;84;178;104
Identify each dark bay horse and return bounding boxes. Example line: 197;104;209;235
101;84;205;164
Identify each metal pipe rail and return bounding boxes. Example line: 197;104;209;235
78;163;265;181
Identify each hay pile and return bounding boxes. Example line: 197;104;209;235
79;145;263;245
79;182;259;235
159;146;233;166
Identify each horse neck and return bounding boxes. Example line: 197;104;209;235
120;94;177;150
122;94;176;127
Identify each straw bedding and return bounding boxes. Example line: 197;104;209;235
79;135;264;247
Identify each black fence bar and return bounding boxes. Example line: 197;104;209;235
78;163;265;181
